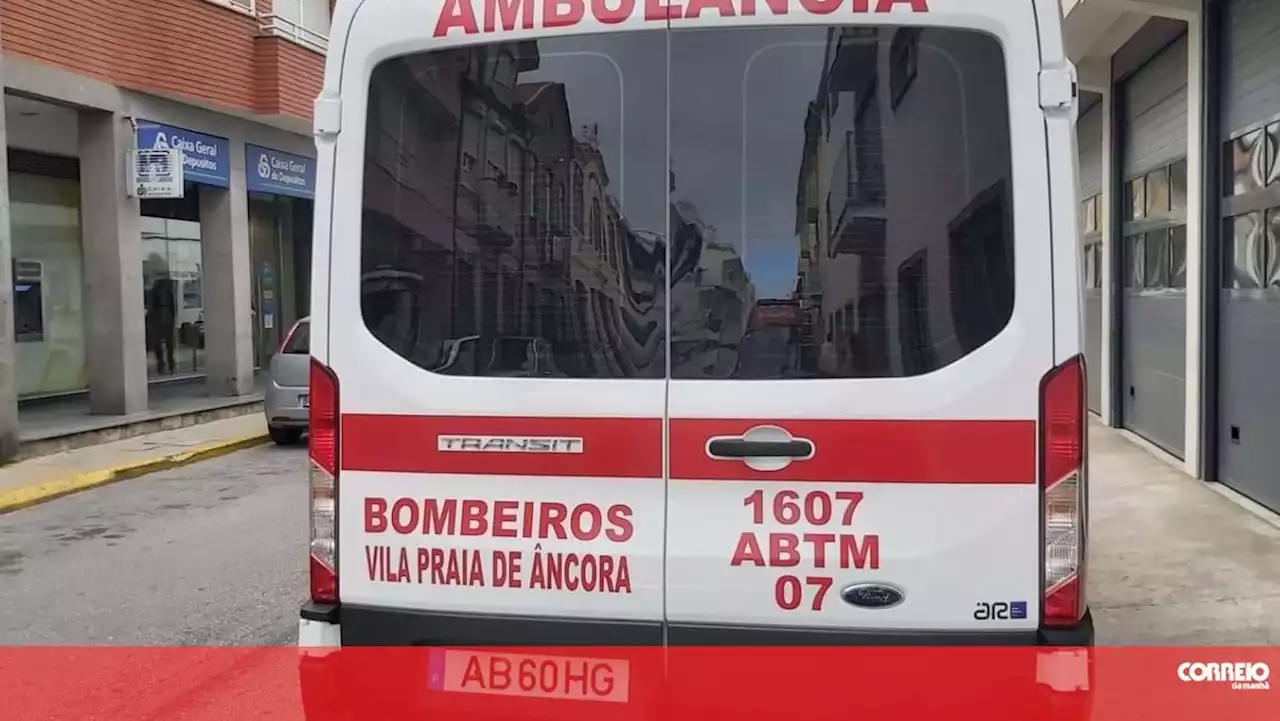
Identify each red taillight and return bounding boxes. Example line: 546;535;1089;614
309;359;339;604
309;359;339;476
1040;354;1087;628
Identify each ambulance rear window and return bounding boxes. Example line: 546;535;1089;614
359;26;1013;380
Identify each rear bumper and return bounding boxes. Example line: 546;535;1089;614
317;603;1094;647
265;382;309;427
298;604;1094;721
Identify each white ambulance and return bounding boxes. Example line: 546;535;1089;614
300;0;1091;697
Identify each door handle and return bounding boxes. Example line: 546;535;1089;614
707;438;814;459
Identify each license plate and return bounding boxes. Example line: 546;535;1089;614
299;394;310;408
428;648;629;703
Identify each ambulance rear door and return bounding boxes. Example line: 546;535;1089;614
662;1;1058;640
328;2;672;644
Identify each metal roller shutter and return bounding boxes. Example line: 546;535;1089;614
1216;0;1280;512
1118;33;1189;458
1123;36;1188;177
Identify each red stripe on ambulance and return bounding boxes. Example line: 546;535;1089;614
341;414;1033;482
341;414;662;478
433;0;928;37
669;418;1037;483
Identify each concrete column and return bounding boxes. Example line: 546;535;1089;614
79;110;149;415
1099;82;1116;427
1183;12;1204;478
0;27;22;460
199;173;255;396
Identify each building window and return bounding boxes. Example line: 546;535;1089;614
1126;176;1146;220
1224;127;1266;197
555;183;567;231
8;169;87;398
494;51;517;90
590;198;604;253
264;0;330;51
1122;159;1187;292
572;165;585;231
460;113;482;189
897;250;936;376
142;182;205;379
890;28;920;109
1125;235;1144;288
1144;230;1170;288
1081;194;1103;289
1169;225;1188;288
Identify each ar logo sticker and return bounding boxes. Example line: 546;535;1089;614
973;601;1027;620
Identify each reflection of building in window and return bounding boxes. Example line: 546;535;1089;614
890;28;920;109
270;0;331;38
796;25;1016;379
897;250;935;375
494;50;517;90
184;274;203;309
13;260;45;343
948;179;1013;356
572;164;585;231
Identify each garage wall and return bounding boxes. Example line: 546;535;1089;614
1216;0;1280;512
1119;33;1188;458
1078;99;1104;414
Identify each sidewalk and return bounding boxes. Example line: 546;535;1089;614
1087;421;1280;644
14;377;265;462
0;414;269;515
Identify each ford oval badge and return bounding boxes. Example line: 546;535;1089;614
841;583;905;609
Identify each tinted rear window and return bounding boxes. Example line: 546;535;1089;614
360;26;1013;380
284;321;310;354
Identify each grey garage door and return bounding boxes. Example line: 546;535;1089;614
1078;97;1104;414
1118;33;1189;459
1217;0;1280;513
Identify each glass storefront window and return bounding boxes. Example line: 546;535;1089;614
9;172;87;397
141;183;204;378
249;193;311;369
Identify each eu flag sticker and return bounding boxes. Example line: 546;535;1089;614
1010;601;1028;619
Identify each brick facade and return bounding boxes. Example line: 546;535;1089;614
1;0;323;122
254;37;325;120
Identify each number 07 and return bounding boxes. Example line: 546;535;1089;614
775;575;834;611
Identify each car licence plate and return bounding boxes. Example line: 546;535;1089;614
427;648;629;703
299;394;310;408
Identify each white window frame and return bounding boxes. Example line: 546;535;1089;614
259;0;330;53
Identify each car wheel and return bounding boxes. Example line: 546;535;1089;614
269;426;304;445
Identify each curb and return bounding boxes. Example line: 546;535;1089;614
0;433;271;515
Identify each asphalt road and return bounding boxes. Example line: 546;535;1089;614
0;444;309;645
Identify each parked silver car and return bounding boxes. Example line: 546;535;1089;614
264;316;310;445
